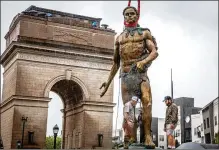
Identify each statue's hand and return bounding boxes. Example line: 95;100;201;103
100;82;109;97
136;60;146;71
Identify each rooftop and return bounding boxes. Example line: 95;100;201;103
6;5;115;39
200;96;219;111
174;97;194;100
24;5;102;22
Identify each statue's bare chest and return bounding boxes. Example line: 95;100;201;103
118;32;146;61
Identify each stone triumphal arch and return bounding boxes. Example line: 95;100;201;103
0;5;116;149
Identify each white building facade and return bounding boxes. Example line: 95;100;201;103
157;118;167;149
174;106;181;144
199;97;218;144
191;114;202;143
213;98;218;137
199;111;205;143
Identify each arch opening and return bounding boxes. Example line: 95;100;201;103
45;79;84;149
46;91;63;137
50;79;84;106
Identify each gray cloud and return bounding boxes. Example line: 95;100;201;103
101;1;218;31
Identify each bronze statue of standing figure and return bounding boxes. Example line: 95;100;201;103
100;0;158;149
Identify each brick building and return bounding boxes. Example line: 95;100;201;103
0;5;116;149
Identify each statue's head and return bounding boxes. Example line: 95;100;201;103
123;6;139;25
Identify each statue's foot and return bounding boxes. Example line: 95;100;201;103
144;134;156;149
124;141;129;149
124;146;129;149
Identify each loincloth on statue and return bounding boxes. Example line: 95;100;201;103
120;63;150;100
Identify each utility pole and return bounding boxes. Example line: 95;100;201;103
171;68;173;99
21;116;28;148
171;68;176;143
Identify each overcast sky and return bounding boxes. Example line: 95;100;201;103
1;1;218;136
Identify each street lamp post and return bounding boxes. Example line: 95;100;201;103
16;140;21;149
21;116;28;149
53;124;59;149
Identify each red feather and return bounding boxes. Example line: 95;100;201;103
128;0;131;6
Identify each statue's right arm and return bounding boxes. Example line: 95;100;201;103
100;36;120;97
106;36;120;87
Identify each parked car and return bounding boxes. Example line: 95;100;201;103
176;142;219;149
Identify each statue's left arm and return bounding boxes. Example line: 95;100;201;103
136;30;159;70
143;30;159;64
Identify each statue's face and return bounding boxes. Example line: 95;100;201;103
124;8;138;24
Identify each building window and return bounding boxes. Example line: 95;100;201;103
215;116;218;125
175;129;180;137
159;135;164;141
204;119;206;129
207;118;210;128
194;128;197;135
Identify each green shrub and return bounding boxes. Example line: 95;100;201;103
45;136;61;149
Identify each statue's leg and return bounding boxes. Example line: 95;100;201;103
140;125;145;143
121;80;137;145
140;80;156;148
121;80;130;105
123;124;130;149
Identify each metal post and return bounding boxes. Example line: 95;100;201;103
171;68;173;99
53;124;59;149
16;140;21;149
21;122;25;148
21;116;28;149
54;134;57;149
